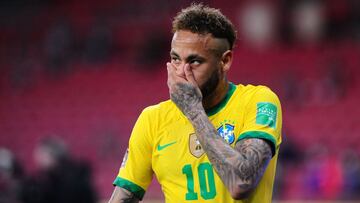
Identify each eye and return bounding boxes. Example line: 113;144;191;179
171;57;181;65
190;59;202;66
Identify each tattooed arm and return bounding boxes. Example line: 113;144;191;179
108;187;140;203
187;107;272;199
167;64;273;199
172;85;272;199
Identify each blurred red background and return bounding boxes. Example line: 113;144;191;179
0;0;359;201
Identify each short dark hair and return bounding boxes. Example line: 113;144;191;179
172;3;237;50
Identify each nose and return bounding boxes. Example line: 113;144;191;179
175;63;187;78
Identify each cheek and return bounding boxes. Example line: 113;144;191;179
193;64;220;85
191;67;210;86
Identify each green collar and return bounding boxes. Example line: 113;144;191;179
206;82;236;117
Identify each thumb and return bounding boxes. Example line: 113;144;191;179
184;64;198;86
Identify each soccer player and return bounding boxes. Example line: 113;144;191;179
108;3;282;203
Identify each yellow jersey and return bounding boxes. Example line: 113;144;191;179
113;83;282;203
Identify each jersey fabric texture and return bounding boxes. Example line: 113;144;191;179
113;83;282;203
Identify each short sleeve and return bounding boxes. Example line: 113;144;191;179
236;87;282;156
113;108;154;200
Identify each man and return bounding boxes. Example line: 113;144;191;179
109;3;282;203
21;137;97;203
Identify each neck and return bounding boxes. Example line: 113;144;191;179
202;79;229;111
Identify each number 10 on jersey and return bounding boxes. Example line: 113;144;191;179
182;162;217;200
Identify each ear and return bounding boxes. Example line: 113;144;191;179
221;50;233;73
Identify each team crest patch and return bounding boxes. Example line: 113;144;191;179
189;133;204;158
217;123;235;144
256;102;277;129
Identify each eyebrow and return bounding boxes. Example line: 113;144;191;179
170;50;205;62
170;50;179;57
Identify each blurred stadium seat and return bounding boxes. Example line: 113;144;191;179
0;0;359;202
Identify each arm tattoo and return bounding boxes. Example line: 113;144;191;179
171;83;273;197
193;111;273;196
170;83;203;121
108;187;140;203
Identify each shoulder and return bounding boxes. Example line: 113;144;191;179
140;99;183;123
142;99;177;115
235;84;276;95
233;84;279;103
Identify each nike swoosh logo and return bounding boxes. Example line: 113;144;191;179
157;141;177;151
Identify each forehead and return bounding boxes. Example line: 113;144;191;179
171;30;218;55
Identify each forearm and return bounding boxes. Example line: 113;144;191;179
169;80;272;199
188;110;247;192
188;109;271;198
108;187;140;203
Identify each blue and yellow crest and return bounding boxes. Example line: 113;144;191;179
217;122;235;144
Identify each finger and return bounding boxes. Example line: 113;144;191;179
166;63;171;76
169;62;188;82
167;62;177;80
167;62;174;75
167;62;175;88
184;64;198;86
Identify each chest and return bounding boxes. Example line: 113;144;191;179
151;108;245;182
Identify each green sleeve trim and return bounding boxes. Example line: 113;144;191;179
206;82;236;116
236;131;277;157
113;177;145;200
